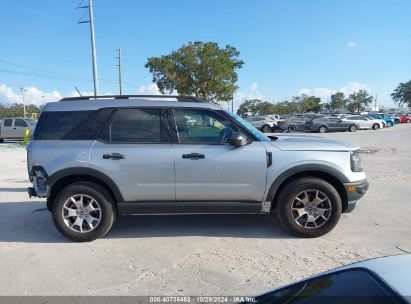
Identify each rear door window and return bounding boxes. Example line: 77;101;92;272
102;108;163;143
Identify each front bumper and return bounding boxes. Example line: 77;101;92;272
343;179;369;213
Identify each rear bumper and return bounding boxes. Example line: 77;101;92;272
343;179;369;213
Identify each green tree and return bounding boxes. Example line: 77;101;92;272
302;95;321;112
330;92;346;113
237;99;261;116
346;90;373;113
391;80;411;107
0;103;41;119
258;101;275;115
145;41;244;103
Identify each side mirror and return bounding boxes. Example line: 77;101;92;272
229;132;248;147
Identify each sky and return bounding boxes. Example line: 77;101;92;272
1;0;410;110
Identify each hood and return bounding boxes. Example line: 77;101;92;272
270;135;359;151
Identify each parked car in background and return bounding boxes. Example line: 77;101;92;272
277;116;308;132
386;114;401;124
329;114;350;119
0;117;37;142
302;113;327;121
341;115;382;130
244;116;276;133
308;117;359;133
266;114;280;122
367;113;395;127
249;254;411;304
399;115;411;123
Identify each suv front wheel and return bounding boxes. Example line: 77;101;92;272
276;177;342;238
52;182;116;242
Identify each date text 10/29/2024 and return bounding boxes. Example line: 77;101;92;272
149;296;256;303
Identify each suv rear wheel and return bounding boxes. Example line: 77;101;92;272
276;177;342;238
52;182;116;242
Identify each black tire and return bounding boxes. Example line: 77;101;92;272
261;124;271;133
387;121;393;127
288;125;296;133
52;182;116;242
372;123;380;130
318;125;328;133
349;124;358;132
0;138;3;143
276;177;342;238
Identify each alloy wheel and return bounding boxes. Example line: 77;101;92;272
291;189;332;229
62;194;102;233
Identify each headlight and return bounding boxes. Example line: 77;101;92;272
351;151;363;172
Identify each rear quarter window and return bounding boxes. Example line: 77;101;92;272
33;109;113;140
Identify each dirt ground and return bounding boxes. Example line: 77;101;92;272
0;124;410;296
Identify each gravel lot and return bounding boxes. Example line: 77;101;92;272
0;124;410;296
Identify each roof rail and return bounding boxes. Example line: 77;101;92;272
59;95;204;103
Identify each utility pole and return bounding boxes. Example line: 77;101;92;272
117;48;122;95
20;87;26;118
78;0;99;96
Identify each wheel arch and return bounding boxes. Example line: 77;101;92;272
46;168;124;212
266;165;349;212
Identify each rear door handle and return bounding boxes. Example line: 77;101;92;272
102;153;126;160
182;153;205;160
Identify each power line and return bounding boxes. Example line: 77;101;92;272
0;68;117;84
0;59;91;81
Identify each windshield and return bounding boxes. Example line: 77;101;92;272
224;110;270;141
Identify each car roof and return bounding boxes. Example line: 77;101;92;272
43;95;222;112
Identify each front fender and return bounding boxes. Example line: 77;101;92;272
264;161;349;203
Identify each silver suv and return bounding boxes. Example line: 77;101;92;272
27;95;369;242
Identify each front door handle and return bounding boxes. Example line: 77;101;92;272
182;153;205;160
102;153;126;160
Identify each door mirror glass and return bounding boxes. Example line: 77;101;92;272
229;132;247;147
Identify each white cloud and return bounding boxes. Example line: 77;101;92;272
297;82;369;102
137;83;162;95
0;84;62;106
250;82;258;91
299;87;337;100
347;41;358;48
339;82;369;96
